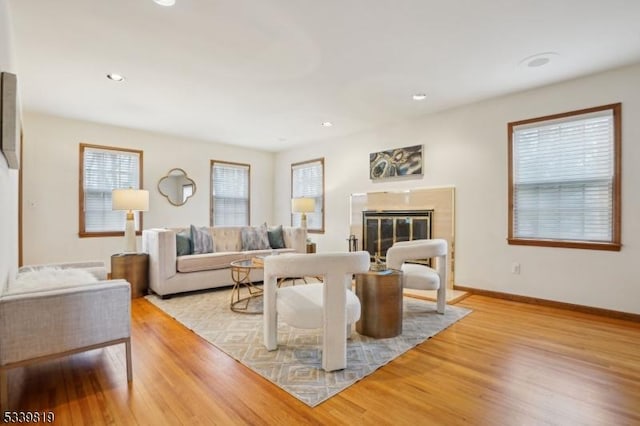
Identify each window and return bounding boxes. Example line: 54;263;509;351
508;103;621;251
79;143;143;237
210;160;250;226
291;158;324;233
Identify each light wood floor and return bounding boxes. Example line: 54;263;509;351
9;295;640;425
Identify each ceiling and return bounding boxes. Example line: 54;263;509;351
7;0;640;152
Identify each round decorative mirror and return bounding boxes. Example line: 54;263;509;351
158;168;196;206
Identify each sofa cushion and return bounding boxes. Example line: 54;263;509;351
191;225;214;254
243;248;296;257
176;230;192;256
176;252;245;273
267;225;286;249
241;224;270;250
212;227;243;252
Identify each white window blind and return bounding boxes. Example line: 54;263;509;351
512;109;615;243
291;159;324;231
211;161;249;226
82;146;141;233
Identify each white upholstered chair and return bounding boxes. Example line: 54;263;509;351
263;251;370;372
386;239;448;314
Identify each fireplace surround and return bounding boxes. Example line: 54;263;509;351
350;186;456;291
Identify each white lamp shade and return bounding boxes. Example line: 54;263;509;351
112;189;149;211
291;197;315;213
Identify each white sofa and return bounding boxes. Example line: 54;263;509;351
0;261;132;411
142;226;307;298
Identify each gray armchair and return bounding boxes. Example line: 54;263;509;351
0;261;132;411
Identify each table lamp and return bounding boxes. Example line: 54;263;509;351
291;197;315;229
112;188;149;253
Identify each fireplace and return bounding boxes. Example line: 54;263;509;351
362;209;433;263
350;187;455;290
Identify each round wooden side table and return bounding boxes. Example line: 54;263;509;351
355;269;403;338
111;253;149;299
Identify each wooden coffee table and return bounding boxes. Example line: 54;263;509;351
229;258;264;314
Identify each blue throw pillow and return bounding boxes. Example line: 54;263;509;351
176;230;192;256
267;225;286;249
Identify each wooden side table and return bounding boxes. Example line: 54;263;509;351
306;242;316;253
111;253;149;299
355;269;403;338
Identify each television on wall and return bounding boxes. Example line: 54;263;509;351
1;71;19;170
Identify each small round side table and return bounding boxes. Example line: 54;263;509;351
229;258;264;314
355;269;403;338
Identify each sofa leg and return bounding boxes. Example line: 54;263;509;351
125;338;133;382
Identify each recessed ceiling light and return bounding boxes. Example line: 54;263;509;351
519;52;559;68
153;0;176;6
321;121;333;127
106;73;125;82
412;93;427;101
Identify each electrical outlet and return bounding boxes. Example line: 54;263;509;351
511;262;521;274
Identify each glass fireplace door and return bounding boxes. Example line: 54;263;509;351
363;210;433;263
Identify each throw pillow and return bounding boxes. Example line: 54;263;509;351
241;223;270;251
176;230;192;256
267;225;286;249
190;225;214;254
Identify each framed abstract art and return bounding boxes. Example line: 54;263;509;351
369;144;423;180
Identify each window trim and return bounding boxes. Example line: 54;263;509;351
507;103;622;251
78;143;144;238
291;157;325;234
209;159;251;226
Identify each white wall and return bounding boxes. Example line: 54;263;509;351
21;112;275;270
0;0;18;287
274;63;640;315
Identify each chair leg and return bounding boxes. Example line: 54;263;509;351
436;285;446;314
125;338;133;382
264;276;279;351
322;273;348;372
1;369;8;412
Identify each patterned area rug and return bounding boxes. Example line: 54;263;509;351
145;286;471;407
